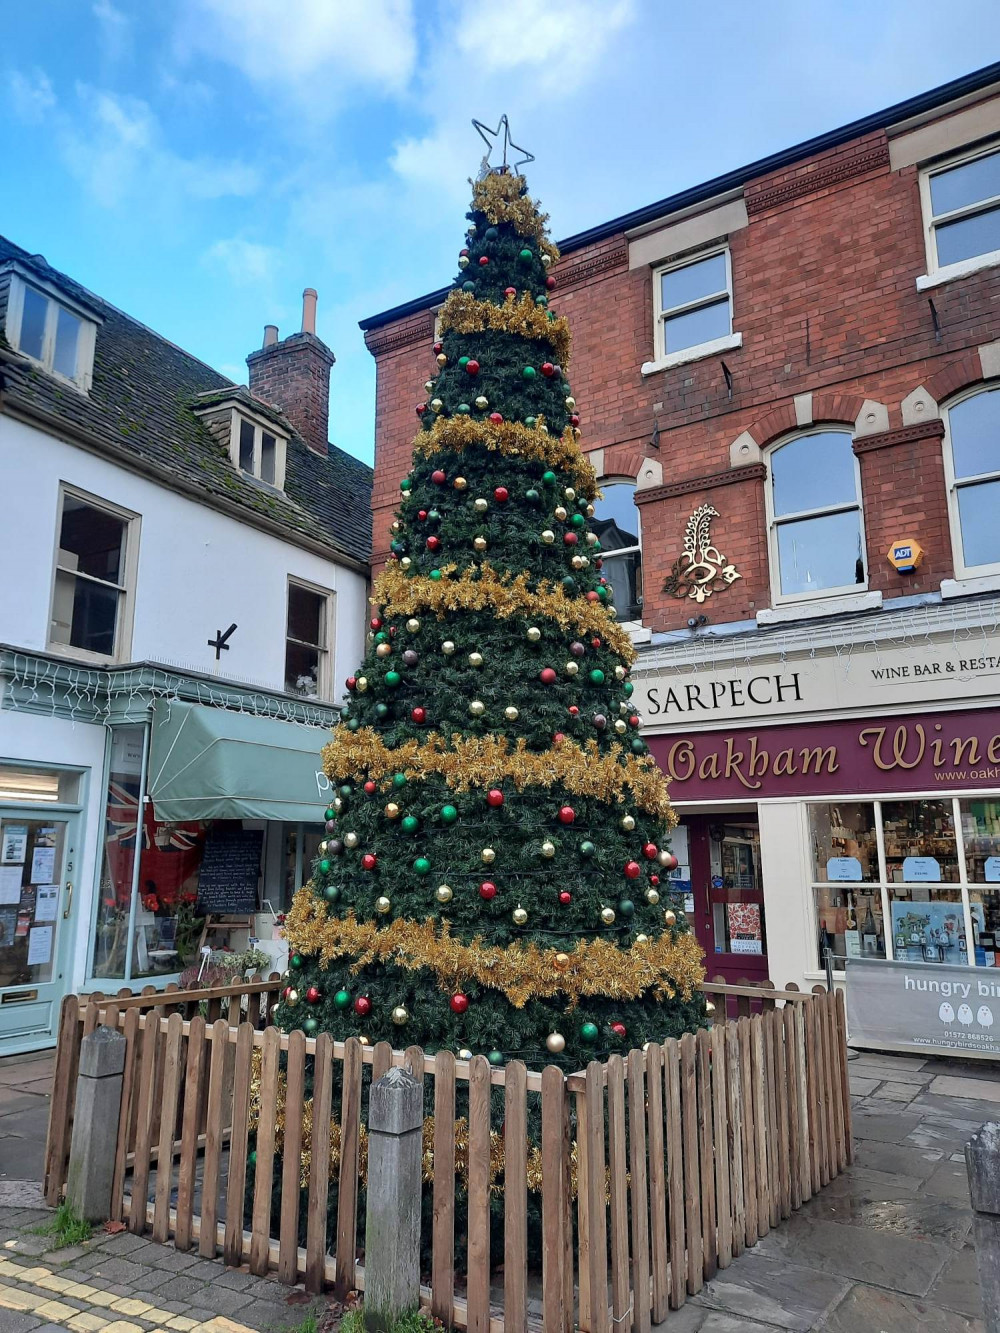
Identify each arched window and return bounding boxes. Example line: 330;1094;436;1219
766;430;866;601
592;481;642;622
944;387;1000;578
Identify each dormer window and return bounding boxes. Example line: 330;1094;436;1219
233;413;285;487
4;268;99;392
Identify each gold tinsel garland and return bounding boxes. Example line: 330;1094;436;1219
471;173;560;264
323;729;673;820
373;563;637;663
411;415;595;496
283;904;705;1009
438;290;571;368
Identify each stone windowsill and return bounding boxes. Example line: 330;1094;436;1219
941;573;1000;599
756;590;883;626
915;249;1000;292
641;331;743;377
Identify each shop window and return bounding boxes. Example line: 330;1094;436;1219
766;430;866;602
591;482;642;622
709;822;766;957
285;579;333;698
921;141;1000;278
652;247;735;366
5;271;97;391
48;486;138;662
943;387;1000;578
809;803;886;965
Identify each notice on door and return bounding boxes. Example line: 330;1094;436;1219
846;958;1000;1059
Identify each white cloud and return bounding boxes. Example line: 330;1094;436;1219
177;0;417;95
203;237;280;285
456;0;634;82
7;68;56;121
93;0;131;62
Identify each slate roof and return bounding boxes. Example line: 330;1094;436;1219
0;233;372;567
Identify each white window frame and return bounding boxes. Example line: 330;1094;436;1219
764;429;868;606
917;139;1000;290
228;408;287;490
593;476;644;634
47;483;140;665
4;268;98;392
942;385;1000;581
643;245;741;375
285;576;335;700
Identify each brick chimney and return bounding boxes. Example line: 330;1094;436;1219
246;289;335;455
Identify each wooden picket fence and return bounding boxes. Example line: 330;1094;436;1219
44;978;851;1332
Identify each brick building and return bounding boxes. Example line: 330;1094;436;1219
360;64;1000;1028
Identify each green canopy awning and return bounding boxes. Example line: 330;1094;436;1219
147;699;329;824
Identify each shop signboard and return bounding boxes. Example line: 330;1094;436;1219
196;829;263;914
846;957;1000;1059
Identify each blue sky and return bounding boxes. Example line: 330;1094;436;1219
5;1;1000;467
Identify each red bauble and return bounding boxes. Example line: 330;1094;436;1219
480;881;497;900
541;362;554;377
466;359;480;375
364;780;377;795
624;861;641;879
489;412;504;425
564;531;578;545
570;414;581;427
346;676;357;691
504;286;516;297
643;843;658;860
586;591;600;602
362;853;378;871
478;255;489;266
486;788;504;808
553;732;566;745
306;986;321;1004
568;705;580;716
282;986;291;999
433;340;444;353
630;715;640;728
558;806;575;824
661;853;679;871
426;535;441;551
611;1021;627;1039
416;404;426;417
431;469;447;485
540;667;557;685
370;617;382;630
494;486;509;503
545;276;556;290
354;996;372;1017
450;993;469;1014
418;509;427;520
558;890;572;905
591;638;602;649
411;707;426;724
650;875;660;886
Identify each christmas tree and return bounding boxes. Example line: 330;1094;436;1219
278;145;705;1071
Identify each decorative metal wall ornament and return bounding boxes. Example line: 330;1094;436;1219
663;503;742;604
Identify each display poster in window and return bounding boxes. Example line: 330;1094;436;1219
903;856;942;883
890;900;983;965
844;930;862;959
727;902;763;955
33;885;58;923
27;925;52;967
0;906;17;948
30;831;57;886
2;826;28;864
0;866;22;906
826;856;863;882
196;829;263;914
847;957;1000;1058
985;857;1000;883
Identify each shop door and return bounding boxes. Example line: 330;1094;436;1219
0;812;78;1052
686;815;769;984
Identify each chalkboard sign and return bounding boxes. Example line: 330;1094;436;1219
196;830;263;914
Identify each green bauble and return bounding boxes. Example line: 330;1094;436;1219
525;488;540;504
589;669;605;685
525;416;536;427
624;681;634;696
518;248;532;261
374;631;388;643
457;403;471;414
430;569;442;581
459;356;470;367
580;1021;599;1043
340;784;352;797
631;738;647;755
303;1017;319;1035
325;808;335;821
402;816;420;834
441;804;458;824
334;989;351;1010
414;856;431;875
347;718;360;731
385;671;401;687
290;953;303;969
571;513;585;528
324;885;340;903
393;773;407;789
579;840;596;857
319;858;331;874
488;1050;505;1066
523;365;536;380
375;703;389;718
248;1150;257;1167
399;478;412;492
619;899;635;918
542;470;556;485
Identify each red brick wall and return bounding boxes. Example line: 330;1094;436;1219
247;333;335;456
366;111;1000;624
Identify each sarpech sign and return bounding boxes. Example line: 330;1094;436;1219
846;957;1000;1059
647;706;1000;800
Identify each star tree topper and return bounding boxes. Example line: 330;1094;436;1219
472;114;535;177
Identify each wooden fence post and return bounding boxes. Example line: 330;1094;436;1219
364;1066;424;1330
65;1026;126;1223
966;1122;1000;1333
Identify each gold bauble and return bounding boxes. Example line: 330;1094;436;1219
481;847;496;864
527;626;542;642
286;988;299;1006
442;640;456;655
646;888;660;906
436;352;448;366
431;398;443;412
453;476;468;490
554;952;571;971
658;849;673;867
636;933;649;944
705;1001;716;1016
475;395;488;409
664;909;677;926
564;487;576;501
436;884;453;903
458;1048;473;1061
565;661;579;675
473;536;488;552
318;840;328;854
504;705;519;722
539;423;549;434
356;677;368;692
359;1035;370;1046
565;396;576;409
474;498;488;513
546;1032;566;1054
586;504;595;517
344;832;359;849
375;895;392;914
620;701;630;714
270;1003;279;1019
469;652;484;667
406;618;421;633
601;906;616;925
554;506;568;521
614;720;627;734
469;700;485;716
391;520;400;532
541;530;555;544
615;665;627;680
392;1005;409;1025
571;556;586;570
540;840;556;858
385;803;400;819
400;557;412;570
425;379;434;393
513;905;528;926
376;642;392;658
586;532;598;546
622;815;636;832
